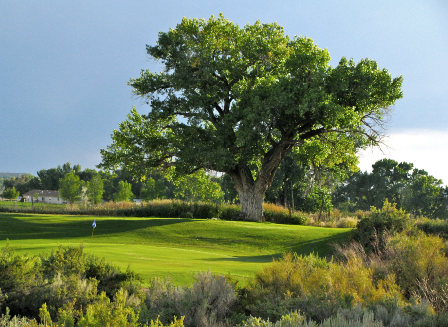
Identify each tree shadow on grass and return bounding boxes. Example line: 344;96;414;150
203;231;352;263
0;214;190;241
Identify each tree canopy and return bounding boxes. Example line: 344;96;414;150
113;181;134;202
333;158;448;218
86;175;104;205
2;187;20;200
58;172;83;205
100;14;403;221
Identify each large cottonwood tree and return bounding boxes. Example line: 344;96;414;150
100;15;403;221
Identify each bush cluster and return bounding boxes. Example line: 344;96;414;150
242;252;402;323
414;218;448;240
0;244;143;325
241;233;448;326
262;203;309;225
352;200;412;254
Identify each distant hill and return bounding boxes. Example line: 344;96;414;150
0;173;28;179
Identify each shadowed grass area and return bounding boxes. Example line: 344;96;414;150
0;213;351;285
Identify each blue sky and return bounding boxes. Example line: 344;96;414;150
1;0;447;182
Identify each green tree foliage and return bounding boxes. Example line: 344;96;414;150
140;176;167;201
77;168;98;183
2;187;20;200
353;200;412;254
38;163;73;190
216;174;239;204
99;170;118;201
265;153;351;213
86;175;104;204
100;170;143;202
59;172;84;204
100;14;403;221
169;170;224;203
37;163;86;191
113;181;134;202
31;163;107;202
405;169;447;218
3;174;41;195
334;159;448;218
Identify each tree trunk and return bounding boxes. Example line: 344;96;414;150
227;142;292;222
291;180;294;213
239;186;265;222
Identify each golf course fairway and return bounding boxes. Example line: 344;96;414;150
0;213;352;285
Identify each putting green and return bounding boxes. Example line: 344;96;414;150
0;213;351;285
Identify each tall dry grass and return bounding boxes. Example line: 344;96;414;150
0;200;358;227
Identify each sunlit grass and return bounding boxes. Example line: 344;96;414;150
0;213;351;285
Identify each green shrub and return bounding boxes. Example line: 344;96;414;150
414;218;448;240
85;254;143;299
338;302;435;327
353;201;412;254
145;316;185;327
42;245;86;279
239;305;441;327
0;244;143;321
239;310;385;327
77;289;140;327
336;217;358;229
0;308;41;326
239;311;309;327
218;204;241;221
0;243;43;317
262;203;309;225
319;311;383;327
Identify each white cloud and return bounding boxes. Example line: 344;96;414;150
357;129;448;185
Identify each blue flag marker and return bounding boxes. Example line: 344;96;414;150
92;219;96;238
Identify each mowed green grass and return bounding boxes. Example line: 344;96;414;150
0;213;352;285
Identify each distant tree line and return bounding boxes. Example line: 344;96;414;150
2;159;447;219
333;158;448;219
1;163;225;205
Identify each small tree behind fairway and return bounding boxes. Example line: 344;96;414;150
2;187;20;200
100;15;403;221
170;170;224;203
86;175;104;204
113;180;134;202
59;172;83;205
140;176;166;201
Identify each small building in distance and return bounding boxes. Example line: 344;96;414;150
22;190;65;204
